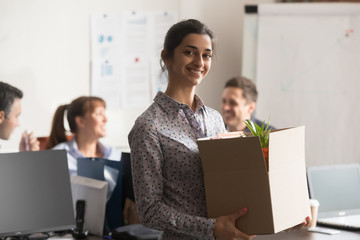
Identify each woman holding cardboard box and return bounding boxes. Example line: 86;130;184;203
128;19;309;240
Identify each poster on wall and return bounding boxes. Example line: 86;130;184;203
91;11;177;110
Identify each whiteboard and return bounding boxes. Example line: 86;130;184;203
254;3;360;166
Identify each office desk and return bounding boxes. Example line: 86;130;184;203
256;228;360;240
50;228;360;240
50;234;102;240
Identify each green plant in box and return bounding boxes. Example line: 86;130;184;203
244;119;271;171
244;119;271;148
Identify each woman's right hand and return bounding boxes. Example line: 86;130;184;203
213;208;256;240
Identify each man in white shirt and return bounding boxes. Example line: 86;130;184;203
0;82;39;151
221;76;274;132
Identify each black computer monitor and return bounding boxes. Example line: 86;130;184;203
0;150;75;238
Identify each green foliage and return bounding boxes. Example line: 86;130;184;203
244;119;271;148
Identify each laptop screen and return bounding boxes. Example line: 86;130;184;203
0;150;75;237
307;164;360;213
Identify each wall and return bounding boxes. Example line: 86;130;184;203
0;0;274;152
255;3;360;166
180;0;275;112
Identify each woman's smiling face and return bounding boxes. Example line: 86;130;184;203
164;33;213;88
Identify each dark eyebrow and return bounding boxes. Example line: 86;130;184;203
185;45;212;52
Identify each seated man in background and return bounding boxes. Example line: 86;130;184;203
0;82;39;151
221;76;275;132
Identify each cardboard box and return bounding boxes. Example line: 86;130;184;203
197;126;311;235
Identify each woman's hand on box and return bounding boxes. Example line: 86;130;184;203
213;208;256;240
284;216;311;232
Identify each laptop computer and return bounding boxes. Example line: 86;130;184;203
307;164;360;230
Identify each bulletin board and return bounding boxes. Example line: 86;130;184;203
91;11;178;110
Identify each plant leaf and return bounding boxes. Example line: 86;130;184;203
243;119;271;148
244;119;257;136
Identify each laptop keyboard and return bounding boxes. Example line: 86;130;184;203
319;215;360;229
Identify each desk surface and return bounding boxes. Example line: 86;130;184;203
50;228;360;240
256;228;360;240
50;234;102;240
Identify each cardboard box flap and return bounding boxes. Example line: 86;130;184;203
198;136;266;173
268;126;305;172
198;136;275;234
268;126;311;232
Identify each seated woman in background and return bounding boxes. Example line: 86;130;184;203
46;96;121;176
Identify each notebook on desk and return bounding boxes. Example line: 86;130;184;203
307;164;360;230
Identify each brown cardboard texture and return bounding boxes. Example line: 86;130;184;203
197;126;310;235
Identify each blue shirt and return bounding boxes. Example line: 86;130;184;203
52;138;121;176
